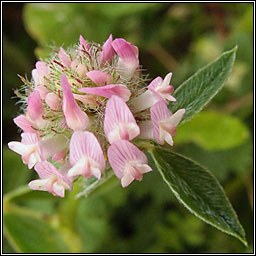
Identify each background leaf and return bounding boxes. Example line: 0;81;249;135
150;147;247;245
170;46;237;123
175;110;249;150
3;210;70;253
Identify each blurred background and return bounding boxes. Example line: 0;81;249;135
2;3;253;253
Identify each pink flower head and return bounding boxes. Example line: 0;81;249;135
13;115;36;133
58;47;71;68
112;38;139;78
68;131;105;179
150;101;185;146
26;91;47;128
99;34;115;63
79;84;131;102
104;95;140;144
108;140;152;187
8;133;41;169
148;72;176;102
61;73;89;131
86;70;112;86
28;161;72;197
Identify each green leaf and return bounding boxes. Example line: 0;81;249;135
3;210;70;253
170;46;237;123
175;110;249;150
150;147;247;245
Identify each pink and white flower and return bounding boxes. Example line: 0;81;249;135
8;133;67;169
150;101;185;146
10;34;187;195
29;161;72;197
68;131;105;179
104;95;140;144
108;140;152;187
131;73;176;113
8;133;41;169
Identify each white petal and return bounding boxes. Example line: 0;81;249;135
68;157;87;178
28;179;48;191
121;173;134;187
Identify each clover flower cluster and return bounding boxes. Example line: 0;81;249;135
8;34;185;197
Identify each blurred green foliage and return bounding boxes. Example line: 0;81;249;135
3;2;253;253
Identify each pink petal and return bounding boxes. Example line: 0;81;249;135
35;61;50;78
112;38;139;77
79;35;90;51
35;161;72;187
69;131;105;170
104;96;140;144
79;84;131;102
34;160;57;179
86;70;112;86
21;132;39;145
45;92;62;111
99;34;115;63
58;47;71;68
61;73;89;131
112;38;138;64
52;150;67;163
26;91;44;124
34;85;50;99
13;115;36;133
148;76;163;91
73;94;97;106
107;140;152;187
30;161;72;197
68;131;105;179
